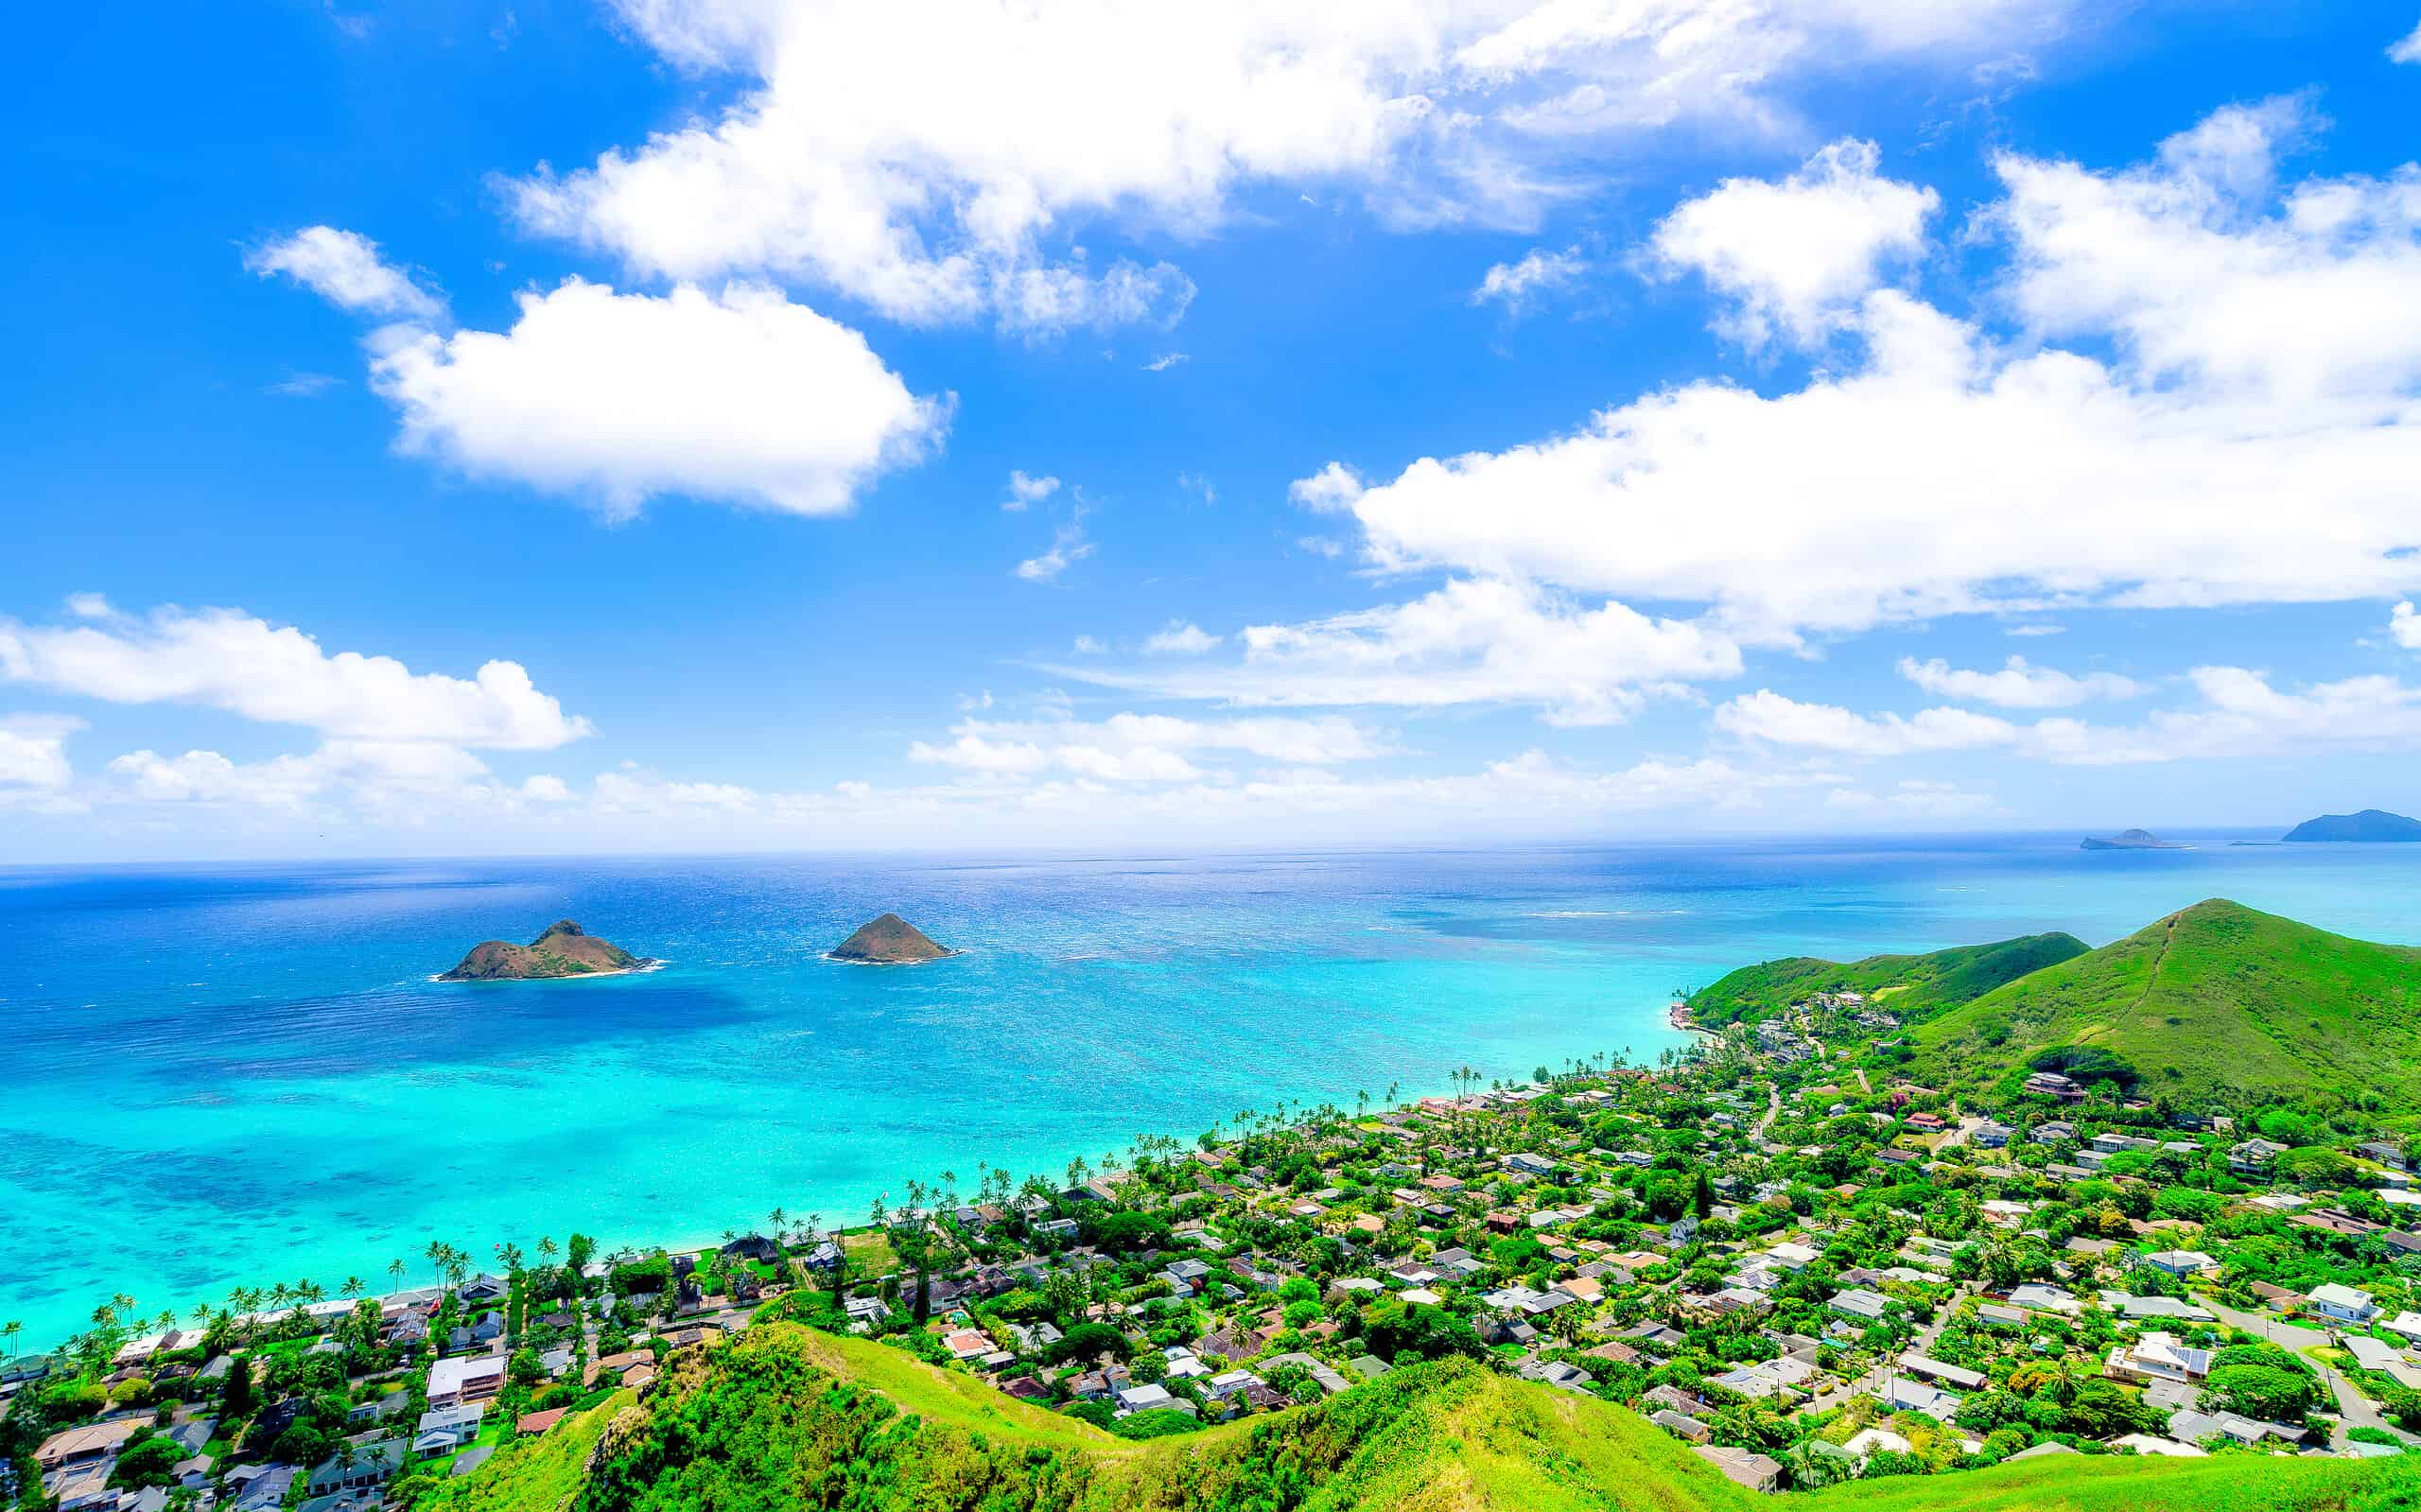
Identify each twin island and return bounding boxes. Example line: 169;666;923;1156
439;912;954;981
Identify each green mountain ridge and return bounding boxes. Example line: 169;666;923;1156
419;1323;2421;1512
1908;898;2421;1108
1686;932;2089;1030
2283;808;2421;843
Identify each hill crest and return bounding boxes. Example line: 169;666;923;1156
1910;898;2421;1109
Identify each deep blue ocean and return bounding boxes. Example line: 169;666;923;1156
5;833;2418;1347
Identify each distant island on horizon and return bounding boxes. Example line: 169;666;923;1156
2079;827;2187;850
2282;808;2421;843
439;919;658;980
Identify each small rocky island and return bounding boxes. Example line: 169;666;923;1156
440;920;657;981
2283;808;2421;843
829;912;956;964
2080;828;2187;850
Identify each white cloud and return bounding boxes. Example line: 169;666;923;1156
1651;138;1936;348
1720;668;2421;767
1003;470;1060;511
1287;461;1366;513
0;604;589;750
1992;96;2421;408
0;714;80;790
1016;518;1094;582
266;371;341;398
2388;19;2420;64
246;226;445;322
2005;622;2065;637
507;1;2077;332
1144;620;1222;655
1825;778;2004;821
63;593;113;620
911;711;1389;783
1143;352;1190;372
1071;634;1106;654
1472;245;1587;310
1716;689;2017;755
1896;654;2142;707
1053;576;1739;726
366;278;947;517
1328;106;2421;647
2394;602;2421;651
104;739;525;820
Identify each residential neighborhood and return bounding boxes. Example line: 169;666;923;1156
10;997;2421;1505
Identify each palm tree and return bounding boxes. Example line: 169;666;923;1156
1;1320;19;1369
538;1236;559;1263
388;1258;407;1290
341;1277;364;1299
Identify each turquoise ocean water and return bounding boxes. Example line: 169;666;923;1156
5;833;2419;1347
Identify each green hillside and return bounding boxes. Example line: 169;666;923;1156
1910;899;2421;1108
1801;1450;2421;1511
1687;932;2088;1029
418;1322;2421;1512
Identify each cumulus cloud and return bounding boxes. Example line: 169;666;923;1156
1144;620;1222;655
1651;138;1936;348
1287;461;1366;513
1472;246;1587;310
505;0;2077;332
2394;602;2421;651
246;226;446;322
1896;654;2143;707
1318;103;2421;648
0;714;81;790
1716;689;2017;755
0;604;588;750
2395;21;2421;64
1052;576;1739;726
1003;470;1059;511
367;278;946;517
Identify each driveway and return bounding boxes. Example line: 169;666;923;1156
2202;1296;2418;1451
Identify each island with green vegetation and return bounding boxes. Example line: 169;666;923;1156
829;912;957;964
2283;809;2421;843
21;895;2421;1510
2081;829;2188;851
438;919;657;981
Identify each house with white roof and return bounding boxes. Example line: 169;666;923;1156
2310;1282;2377;1325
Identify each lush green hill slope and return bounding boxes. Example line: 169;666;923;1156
1801;1450;2421;1511
1687;932;2088;1029
1910;899;2421;1108
424;1324;1756;1512
419;1322;2419;1512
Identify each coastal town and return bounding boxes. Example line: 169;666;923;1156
10;979;2421;1506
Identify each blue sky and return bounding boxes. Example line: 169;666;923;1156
7;0;2421;860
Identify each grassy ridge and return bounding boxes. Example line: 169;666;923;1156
1803;1451;2421;1511
423;1322;2419;1511
1686;932;2088;1029
1911;899;2421;1107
